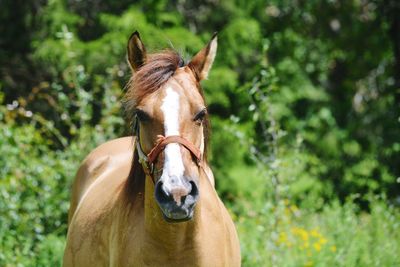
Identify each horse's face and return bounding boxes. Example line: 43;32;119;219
136;69;206;221
127;32;217;222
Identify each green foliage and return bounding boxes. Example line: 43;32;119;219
0;106;121;265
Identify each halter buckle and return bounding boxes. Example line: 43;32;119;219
138;156;153;174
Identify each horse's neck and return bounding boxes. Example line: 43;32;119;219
143;176;199;247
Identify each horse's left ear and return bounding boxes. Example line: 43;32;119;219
188;32;218;81
127;31;147;71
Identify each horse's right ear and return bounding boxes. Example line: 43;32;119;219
127;31;147;71
188;32;218;81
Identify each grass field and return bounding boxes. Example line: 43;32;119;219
236;197;400;266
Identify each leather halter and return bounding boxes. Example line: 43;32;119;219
134;116;202;183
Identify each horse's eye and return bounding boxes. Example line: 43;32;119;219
136;109;151;122
193;108;207;124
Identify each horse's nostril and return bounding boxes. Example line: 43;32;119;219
189;181;198;198
155;180;199;208
155;181;169;204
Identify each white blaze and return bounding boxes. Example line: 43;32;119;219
160;87;187;193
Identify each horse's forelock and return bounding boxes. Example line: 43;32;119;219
124;51;182;113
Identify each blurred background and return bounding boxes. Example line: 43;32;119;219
1;0;399;266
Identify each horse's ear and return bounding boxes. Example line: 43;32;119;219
127;31;147;71
188;32;218;81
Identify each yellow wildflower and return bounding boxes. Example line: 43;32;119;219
313;242;321;252
300;231;309;241
290;204;299;212
278;232;287;245
319;237;328;245
310;229;320;238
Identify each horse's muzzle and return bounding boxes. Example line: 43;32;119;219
154;180;199;222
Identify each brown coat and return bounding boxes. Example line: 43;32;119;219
63;137;241;267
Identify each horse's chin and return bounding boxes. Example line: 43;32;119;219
161;209;194;223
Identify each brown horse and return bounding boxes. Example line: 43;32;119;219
63;31;241;267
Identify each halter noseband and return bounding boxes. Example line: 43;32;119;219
134;116;202;182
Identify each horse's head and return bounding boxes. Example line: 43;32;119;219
125;31;217;222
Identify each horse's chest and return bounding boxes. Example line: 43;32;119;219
116;236;225;267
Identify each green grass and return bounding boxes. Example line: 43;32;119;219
235;197;400;267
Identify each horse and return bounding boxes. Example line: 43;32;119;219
63;31;241;267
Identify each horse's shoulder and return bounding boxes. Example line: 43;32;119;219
68;136;134;223
85;136;134;159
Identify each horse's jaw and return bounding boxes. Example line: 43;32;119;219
162;212;193;223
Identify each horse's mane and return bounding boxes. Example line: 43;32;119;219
124;50;210;204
